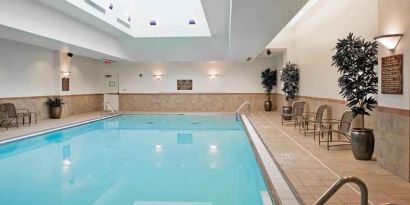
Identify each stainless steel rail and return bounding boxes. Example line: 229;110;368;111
314;176;368;205
236;102;251;121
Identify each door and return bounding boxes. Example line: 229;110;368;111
103;74;119;111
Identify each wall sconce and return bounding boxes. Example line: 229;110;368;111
208;74;219;80
374;34;403;51
61;71;71;78
153;74;164;80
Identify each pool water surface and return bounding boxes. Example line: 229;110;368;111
0;114;273;205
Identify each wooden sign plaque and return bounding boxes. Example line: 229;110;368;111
381;54;403;94
62;78;70;91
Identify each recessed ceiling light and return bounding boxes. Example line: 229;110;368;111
150;19;157;26
189;19;196;26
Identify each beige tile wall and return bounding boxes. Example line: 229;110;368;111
0;94;103;120
119;93;272;112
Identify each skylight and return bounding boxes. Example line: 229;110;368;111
65;0;211;38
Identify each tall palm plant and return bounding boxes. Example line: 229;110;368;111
332;33;378;130
261;68;277;102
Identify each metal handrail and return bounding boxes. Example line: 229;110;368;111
314;176;368;205
104;102;118;114
236;102;251;121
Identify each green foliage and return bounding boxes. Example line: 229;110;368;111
280;62;299;101
46;96;65;107
332;33;378;128
261;68;277;101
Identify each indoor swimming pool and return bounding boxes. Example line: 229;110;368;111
0;114;275;205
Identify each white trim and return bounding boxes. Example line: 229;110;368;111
242;114;300;205
0;114;120;145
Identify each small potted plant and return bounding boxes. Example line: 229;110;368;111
261;68;277;111
280;62;299;119
46;97;65;119
332;33;378;160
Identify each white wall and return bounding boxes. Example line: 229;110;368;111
378;0;410;110
0;38;59;97
0;38;279;98
269;0;378;100
0;38;106;98
114;58;278;93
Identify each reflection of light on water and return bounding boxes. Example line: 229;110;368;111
210;163;217;169
209;144;218;154
63;160;71;166
155;144;163;152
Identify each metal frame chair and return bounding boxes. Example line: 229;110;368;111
318;111;354;150
300;104;328;136
281;101;306;129
1;103;30;129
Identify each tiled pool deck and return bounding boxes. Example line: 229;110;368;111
1;111;410;204
251;112;410;205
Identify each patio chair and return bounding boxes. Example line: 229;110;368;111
299;104;328;137
2;103;30;129
281;101;306;129
318;111;354;150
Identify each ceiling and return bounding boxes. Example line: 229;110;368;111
0;0;308;62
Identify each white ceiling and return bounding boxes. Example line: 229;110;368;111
0;0;308;62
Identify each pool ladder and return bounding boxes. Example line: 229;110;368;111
104;102;119;114
236;102;252;121
314;176;397;205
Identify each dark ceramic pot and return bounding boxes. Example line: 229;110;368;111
282;106;292;120
351;128;375;160
50;107;62;119
264;101;272;112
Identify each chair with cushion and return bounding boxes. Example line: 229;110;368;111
318;111;354;150
281;101;306;129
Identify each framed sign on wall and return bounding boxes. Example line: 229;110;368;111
62;78;70;91
177;80;193;90
381;54;403;94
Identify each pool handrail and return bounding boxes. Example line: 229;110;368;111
314;176;368;205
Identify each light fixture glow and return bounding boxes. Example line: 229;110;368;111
153;74;163;80
374;34;403;51
208;74;219;80
61;71;71;78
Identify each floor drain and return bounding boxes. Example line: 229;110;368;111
280;153;292;159
147;122;155;124
191;122;200;125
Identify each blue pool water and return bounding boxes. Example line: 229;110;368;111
0;114;273;205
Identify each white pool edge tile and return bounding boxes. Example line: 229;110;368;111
241;115;301;205
0;114;120;145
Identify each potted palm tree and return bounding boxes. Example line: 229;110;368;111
332;33;378;160
46;97;65;119
280;62;299;119
261;68;277;111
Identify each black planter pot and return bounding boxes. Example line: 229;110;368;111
351;128;375;160
282;106;292;120
264;101;272;112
